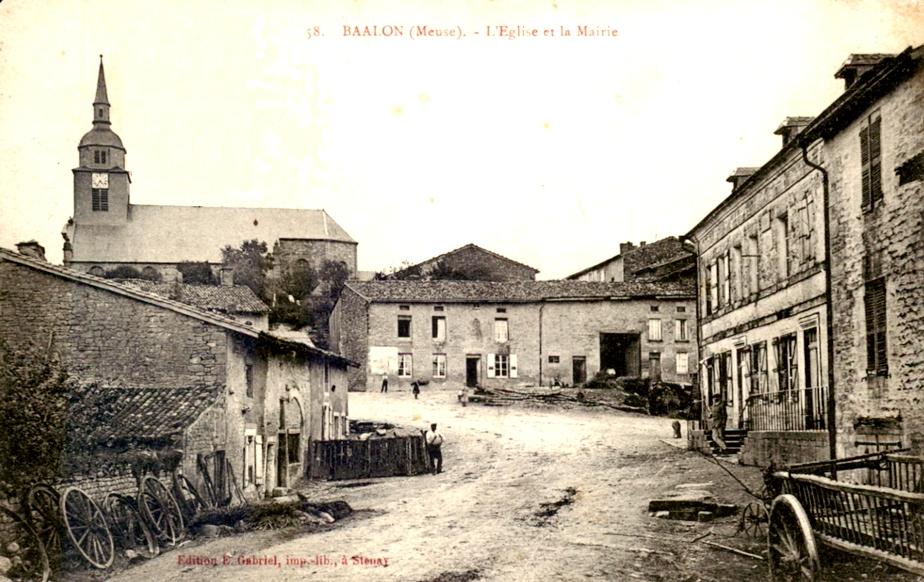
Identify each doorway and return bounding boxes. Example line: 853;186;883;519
466;356;480;387
599;333;641;377
649;352;661;382
572;356;587;385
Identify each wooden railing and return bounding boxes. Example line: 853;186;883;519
746;385;828;431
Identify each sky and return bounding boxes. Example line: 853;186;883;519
0;0;921;279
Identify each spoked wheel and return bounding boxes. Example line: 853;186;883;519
60;486;115;569
25;483;63;565
740;501;770;539
172;473;208;522
768;494;820;581
137;476;185;546
0;505;51;582
104;494;159;559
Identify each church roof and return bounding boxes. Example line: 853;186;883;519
70;204;356;264
79;127;125;149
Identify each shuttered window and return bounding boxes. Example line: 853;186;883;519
92;188;109;212
864;278;888;374
860;113;883;210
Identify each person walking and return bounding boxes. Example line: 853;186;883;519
709;395;728;453
411;380;420;400
425;423;444;474
380;371;389;393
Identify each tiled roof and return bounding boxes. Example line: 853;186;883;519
623;237;693;278
346;279;693;303
394;243;539;277
73;384;222;445
116;280;269;314
70;205;355;264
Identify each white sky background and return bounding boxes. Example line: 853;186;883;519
0;0;921;279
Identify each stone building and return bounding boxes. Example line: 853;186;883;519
0;246;353;496
390;243;539;281
567;236;695;284
330;280;696;391
686;46;924;466
63;58;357;282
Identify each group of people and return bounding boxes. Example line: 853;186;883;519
380;372;421;398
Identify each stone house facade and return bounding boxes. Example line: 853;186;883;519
686;46;924;466
0;247;353;496
63;58;357;283
330;280;696;392
390;244;539;281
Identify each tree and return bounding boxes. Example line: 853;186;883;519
104;265;144;280
177;261;216;285
221;240;273;297
0;338;70;490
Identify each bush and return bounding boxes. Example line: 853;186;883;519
178;262;217;285
104;265;144;279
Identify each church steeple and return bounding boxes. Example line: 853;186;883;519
93;55;111;126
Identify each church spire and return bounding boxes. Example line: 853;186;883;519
93;55;111;126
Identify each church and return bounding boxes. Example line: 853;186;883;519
63;58;357;282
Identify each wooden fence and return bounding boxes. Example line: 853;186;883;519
308;434;431;480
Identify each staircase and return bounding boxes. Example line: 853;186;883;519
706;428;747;455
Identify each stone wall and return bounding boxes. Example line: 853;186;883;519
329;286;370;391
272;239;357;278
738;431;830;468
0;261;228;389
826;63;924;456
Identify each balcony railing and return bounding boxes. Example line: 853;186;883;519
745;385;828;432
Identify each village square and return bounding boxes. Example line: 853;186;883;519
1;2;924;581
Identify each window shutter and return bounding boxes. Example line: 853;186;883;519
869;116;883;205
860;125;871;208
674;320;680;339
255;435;264;481
510;354;518;378
487;353;496;378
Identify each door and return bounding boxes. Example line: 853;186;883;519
649;352;661;382
277;433;287;487
466;356;480;387
572;357;587;385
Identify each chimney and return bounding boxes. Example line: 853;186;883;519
639;241;647;247
726;167;759;192
220;266;234;286
774;117;814;147
16;240;46;261
835;54;894;90
619;242;636;255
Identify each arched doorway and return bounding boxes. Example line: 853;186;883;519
277;397;304;488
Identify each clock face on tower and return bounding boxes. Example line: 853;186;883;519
91;172;109;188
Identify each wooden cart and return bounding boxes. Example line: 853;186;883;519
768;450;924;580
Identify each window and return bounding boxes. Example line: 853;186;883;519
864;278;888;375
775;334;798;392
860;112;883;210
748;233;760;294
432;316;446;341
494;354;509;378
245;364;253;398
93;149;108;164
676;353;689;375
548;355;560;364
777;213;790;279
397;315;411;338
676;306;686;313
749;342;768;395
287;433;300;463
800;200;816;264
432;354;446;378
494;318;509;343
91;188;108;212
674;319;689;342
399;305;410;311
650;305;660;312
434;305;444;312
496;307;506;313
398;353;413;377
648;319;662;342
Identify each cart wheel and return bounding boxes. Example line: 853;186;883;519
60;486;115;569
173;474;209;522
104;494;159;559
138;476;185;546
0;505;51;582
768;494;820;581
26;483;62;564
740;501;769;539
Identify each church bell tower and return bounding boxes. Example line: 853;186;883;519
72;56;131;227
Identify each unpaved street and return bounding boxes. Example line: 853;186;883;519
105;390;781;581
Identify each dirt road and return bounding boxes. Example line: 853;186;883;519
101;390;818;581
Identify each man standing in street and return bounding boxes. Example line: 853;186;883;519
380;371;389;393
709;395;728;453
425;423;444;474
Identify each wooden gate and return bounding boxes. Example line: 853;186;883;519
308;434;431;480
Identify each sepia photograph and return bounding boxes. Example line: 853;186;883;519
0;0;923;580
